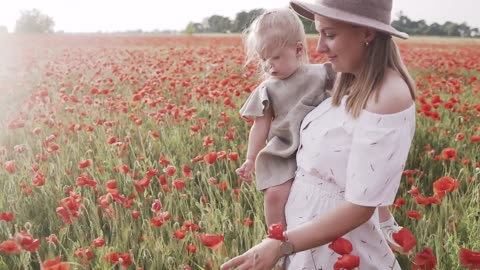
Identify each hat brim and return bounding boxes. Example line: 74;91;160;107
290;0;409;39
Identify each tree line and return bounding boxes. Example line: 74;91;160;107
186;9;479;38
1;8;478;37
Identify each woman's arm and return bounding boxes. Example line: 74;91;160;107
220;201;375;270
285;201;375;252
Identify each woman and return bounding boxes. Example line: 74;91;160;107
221;0;416;269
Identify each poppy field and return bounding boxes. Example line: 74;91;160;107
0;35;479;269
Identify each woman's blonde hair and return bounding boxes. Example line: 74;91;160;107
331;32;415;118
243;8;309;68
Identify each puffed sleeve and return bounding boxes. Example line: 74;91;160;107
239;84;270;119
345;108;415;207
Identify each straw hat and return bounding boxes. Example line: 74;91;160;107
290;0;408;39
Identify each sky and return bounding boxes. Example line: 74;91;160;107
0;0;479;33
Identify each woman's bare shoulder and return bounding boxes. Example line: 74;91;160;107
365;68;414;114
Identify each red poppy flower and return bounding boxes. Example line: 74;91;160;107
158;174;167;184
190;125;201;132
158;211;170;221
119;253;132;267
243;218;253;226
333;254;360;270
199;233;224;250
415;194;441;206
441;148;457;160
407;210;423;220
433;176;459;198
163;165;176;176
151;199;162;212
227;152;238;161
471;135;480;143
75;247;94;260
131;210;140;219
412;248;436;270
3;160;16;174
462;158;471;165
460;248;480;269
45;234;58;244
173;229;186;240
267;223;286;241
192;155;203;163
329;237;353;255
392;228;417;253
32;127;42;135
104;252;119;264
186;244;197;253
172;179;186;190
150;131;160;138
150;216;164;227
224;132;234;140
133;177;150;193
77;159;92;169
15;231;40;252
43;257;70;270
217;151;227;159
92;238;105;247
393;197;406;208
75;173;97;187
202;136;214;146
455;133;466;141
218;182;228;191
146;167;158;177
0;212;14;221
105;179;117;190
0;239;21;254
203;152;217;165
182;165;192;179
107;136;120;144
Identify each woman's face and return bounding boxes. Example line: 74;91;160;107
314;15;369;75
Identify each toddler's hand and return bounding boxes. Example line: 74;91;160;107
236;159;255;182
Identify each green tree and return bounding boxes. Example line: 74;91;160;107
471;28;479;37
456;23;471;37
184;22;195;35
231;11;248;33
15;9;55;33
424;23;445;36
442;21;459;36
207;15;232;33
231;9;265;33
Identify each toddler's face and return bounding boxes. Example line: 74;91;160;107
260;45;300;80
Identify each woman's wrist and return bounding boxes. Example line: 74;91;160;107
263;237;284;262
267;224;295;257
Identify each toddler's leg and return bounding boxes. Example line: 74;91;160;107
263;179;293;228
378;206;404;253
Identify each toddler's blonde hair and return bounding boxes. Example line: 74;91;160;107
243;8;309;68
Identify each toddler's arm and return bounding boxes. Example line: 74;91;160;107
236;108;273;181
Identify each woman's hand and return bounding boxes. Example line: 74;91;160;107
235;159;255;183
220;238;283;270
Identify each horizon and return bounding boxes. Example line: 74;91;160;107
0;0;479;33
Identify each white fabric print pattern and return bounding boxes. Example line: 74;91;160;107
284;96;415;270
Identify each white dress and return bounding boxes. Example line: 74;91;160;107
285;96;415;270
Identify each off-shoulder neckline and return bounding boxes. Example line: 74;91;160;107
338;96;415;118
